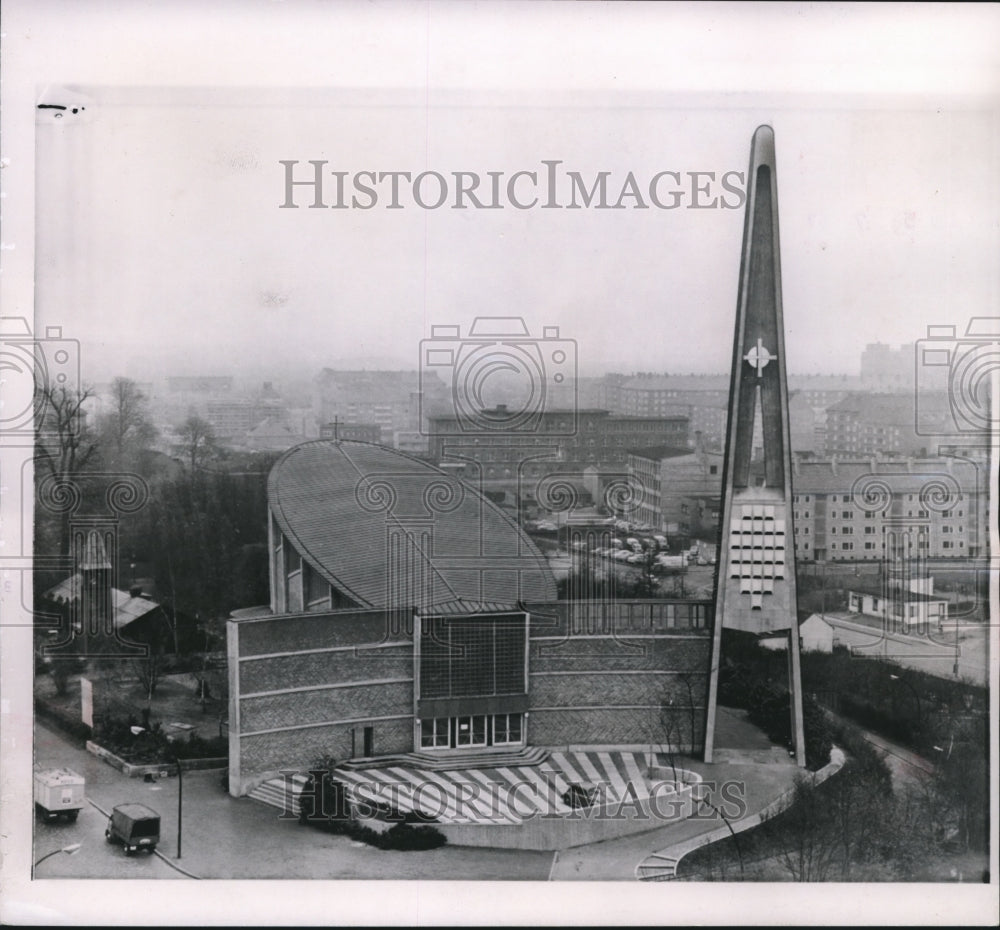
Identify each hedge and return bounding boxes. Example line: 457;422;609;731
298;771;446;850
92;714;228;764
35;696;93;744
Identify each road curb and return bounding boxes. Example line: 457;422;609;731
634;747;847;881
87;797;201;879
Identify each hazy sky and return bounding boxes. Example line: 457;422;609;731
18;4;1000;387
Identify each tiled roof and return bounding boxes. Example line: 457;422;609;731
246;416;299;438
792;458;978;494
417;599;522;616
268;440;557;609
43;574;161;629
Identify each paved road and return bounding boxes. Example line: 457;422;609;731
33;721;551;881
860;730;936;789
829;619;988;686
548;758;799;881
33;724;184;879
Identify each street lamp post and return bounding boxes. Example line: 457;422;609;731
133;725;182;859
173;751;183;859
953;619;960;678
889;672;922;734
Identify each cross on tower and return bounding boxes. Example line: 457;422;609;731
744;337;776;377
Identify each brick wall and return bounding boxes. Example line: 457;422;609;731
238;608;409;656
239;645;411;694
229;603;711;794
531;636;708;671
528;614;710;748
231;609;415;793
240;681;413;733
530;672;702;709
239;717;413;781
528;706;705;750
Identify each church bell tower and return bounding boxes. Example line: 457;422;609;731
703;125;807;767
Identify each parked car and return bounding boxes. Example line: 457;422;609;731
105;803;160;855
34;768;85;823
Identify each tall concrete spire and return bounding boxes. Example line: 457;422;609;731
704;125;807;767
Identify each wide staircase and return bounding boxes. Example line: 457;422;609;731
337;745;549;772
248;748;680;825
635;852;681;881
248;775;301;814
249;746;549;816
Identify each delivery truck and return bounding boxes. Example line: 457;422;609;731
34;768;85;823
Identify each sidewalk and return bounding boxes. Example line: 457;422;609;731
37;697;806;881
35;720;552;881
548;758;801;880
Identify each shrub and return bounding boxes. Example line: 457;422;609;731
747;690;832;770
297;771;351;827
376;822;446;851
92;714;228;763
34;696;92;744
297;771;446;849
561;784;598;810
829;720;893;795
175;732;228;759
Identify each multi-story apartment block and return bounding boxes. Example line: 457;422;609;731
789;455;987;562
165;375;234;394
313;369;449;445
859;342;916;393
627;445;724;536
615;373;858;451
319;421;382;443
824;392;956;457
426;408;689;483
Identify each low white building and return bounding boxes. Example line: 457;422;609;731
847;575;948;634
760;614;835;653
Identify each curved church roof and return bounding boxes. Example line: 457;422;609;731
268;440;557;610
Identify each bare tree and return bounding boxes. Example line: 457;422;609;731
96;376;158;467
175;415;217;474
131;643;170;708
770;775;838;881
35;384;99;555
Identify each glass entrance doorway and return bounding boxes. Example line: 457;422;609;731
420;713;523;750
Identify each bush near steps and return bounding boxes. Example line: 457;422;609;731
297;771;447;851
